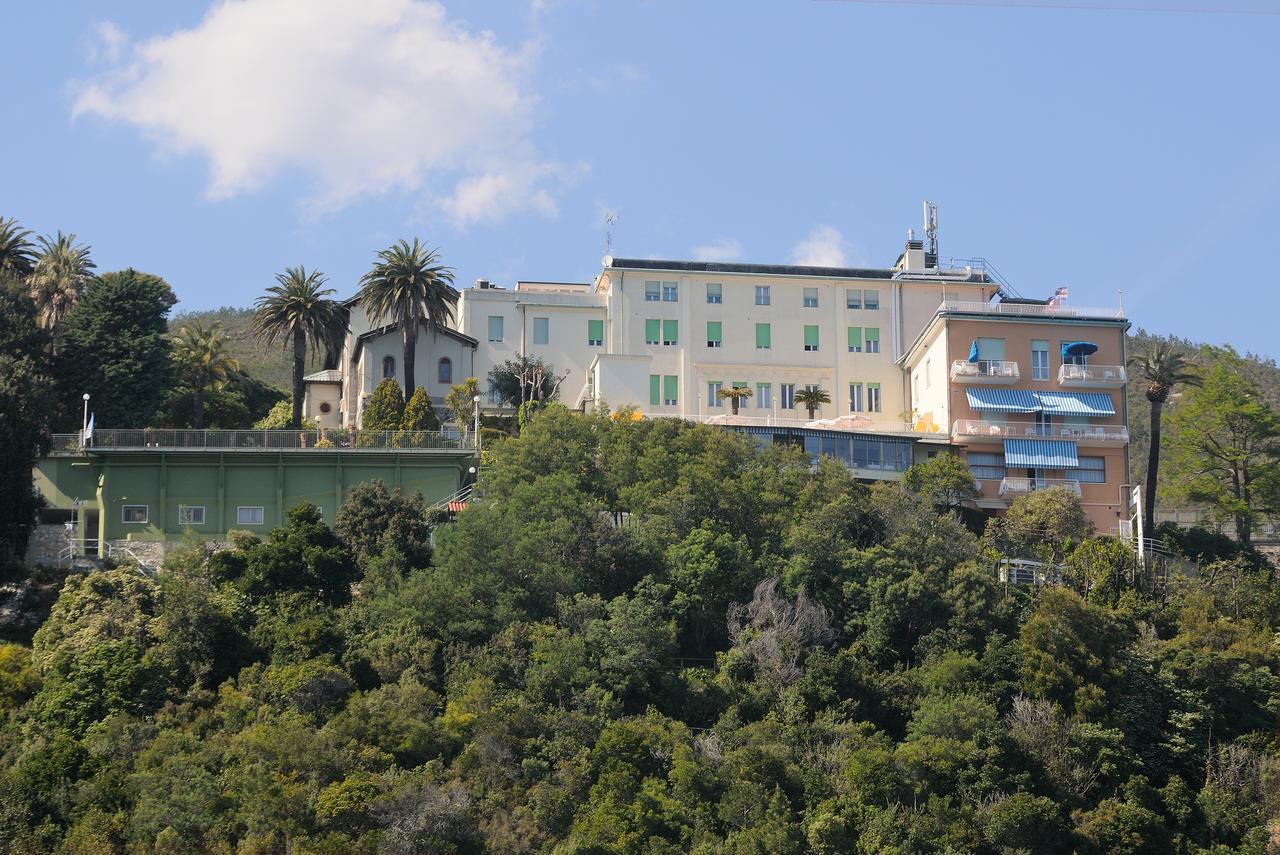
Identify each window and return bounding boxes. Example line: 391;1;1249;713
865;327;880;354
382;355;396;379
1034;412;1054;436
706;283;722;304
487;315;504;342
487;381;501;404
438;357;452;384
645;319;660;345
645;281;661;302
967;452;1006;480
867;382;882;413
706;321;722;348
237;506;265;526
1068;456;1106;484
755;323;771;349
533;317;549;345
846;289;861;309
976;337;1005;361
178;506;205;526
122;505;148;524
663;375;678;406
803;325;819;351
847;327;862;353
708;381;723;407
662;319;678;346
587;319;604;347
755;285;771;306
650;375;660;406
780;383;796;410
863;290;880;310
925;359;932;388
662;282;679;302
803;287;818;308
849;382;863;412
756;383;772;409
1031;340;1049;380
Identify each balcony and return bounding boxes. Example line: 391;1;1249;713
953;421;1129;446
49;428;473;454
950;359;1019;384
1058;363;1127;388
939;300;1125;321
999;477;1081;497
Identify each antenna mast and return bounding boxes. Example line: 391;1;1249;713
923;201;939;258
604;212;618;257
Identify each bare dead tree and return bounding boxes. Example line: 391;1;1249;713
727;577;836;689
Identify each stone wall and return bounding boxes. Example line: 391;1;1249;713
26;525;72;568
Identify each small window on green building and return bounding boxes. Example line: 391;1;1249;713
707;321;722;348
804;325;819;351
755;323;771;349
587;319;603;347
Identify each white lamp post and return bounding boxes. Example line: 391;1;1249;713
472;394;481;454
81;393;90;446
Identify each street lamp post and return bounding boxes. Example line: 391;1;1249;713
81;393;90;447
472;394;481;455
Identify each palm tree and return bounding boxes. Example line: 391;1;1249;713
1131;340;1201;539
794;386;832;420
253;267;348;428
716;385;753;415
28;231;95;352
170;322;240;428
0;217;36;277
356;238;458;399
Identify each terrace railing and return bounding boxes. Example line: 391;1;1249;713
999;477;1082;497
51;428;472;453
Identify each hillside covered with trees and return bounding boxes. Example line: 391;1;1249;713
1;407;1276;853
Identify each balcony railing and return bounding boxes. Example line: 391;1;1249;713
1058;363;1127;387
999;477;1082;497
940;300;1125;320
50;428;472;454
953;420;1128;444
950;359;1019;383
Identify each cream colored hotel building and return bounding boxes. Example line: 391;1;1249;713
308;237;1131;531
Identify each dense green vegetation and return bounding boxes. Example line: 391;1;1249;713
169;307;293;390
1;407;1276;853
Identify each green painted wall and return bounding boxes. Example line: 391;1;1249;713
36;449;472;546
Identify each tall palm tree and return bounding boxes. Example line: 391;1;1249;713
28;231;95;353
253;267;348;428
1132;340;1201;539
716;385;753;415
356;238;458;399
794;386;831;420
170;322;240;429
0;217;36;277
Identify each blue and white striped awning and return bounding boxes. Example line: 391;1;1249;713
965;388;1040;413
1004;438;1079;468
1036;391;1115;416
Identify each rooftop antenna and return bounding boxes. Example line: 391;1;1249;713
923;201;939;258
603;212;618;257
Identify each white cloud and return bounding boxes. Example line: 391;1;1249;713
791;225;848;267
72;0;563;224
690;237;742;263
86;21;127;64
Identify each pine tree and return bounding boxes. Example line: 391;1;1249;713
362;378;405;431
402;386;440;431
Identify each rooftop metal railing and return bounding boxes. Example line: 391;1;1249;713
940;300;1125;320
50;428;473;454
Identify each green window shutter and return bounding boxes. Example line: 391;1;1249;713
587;319;603;343
645;319;660;343
733;380;748;389
649;375;660;406
804;325;819;348
662;319;678;344
847;327;862;350
865;327;880;343
756;323;771;348
663;375;678;404
707;321;722;343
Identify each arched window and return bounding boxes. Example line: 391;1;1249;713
438;357;452;384
382;355;396;379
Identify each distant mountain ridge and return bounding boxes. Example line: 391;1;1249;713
170;307;293;391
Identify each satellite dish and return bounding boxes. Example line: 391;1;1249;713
602;255;614;267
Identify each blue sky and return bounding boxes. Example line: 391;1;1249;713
3;0;1277;357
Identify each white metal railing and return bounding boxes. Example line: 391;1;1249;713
50;428;472;453
953;420;1128;443
940;300;1125;320
689;413;937;434
1059;364;1127;385
950;359;1019;380
999;477;1081;497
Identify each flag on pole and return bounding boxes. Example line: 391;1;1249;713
84;413;94;446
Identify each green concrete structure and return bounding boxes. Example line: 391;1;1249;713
36;429;476;557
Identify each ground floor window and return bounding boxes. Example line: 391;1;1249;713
178;505;205;526
780;383;796;410
237;506;265;526
756;383;772;409
122;505;148;524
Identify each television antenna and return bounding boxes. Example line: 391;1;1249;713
604;212;618;256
